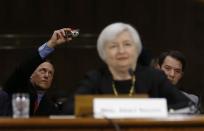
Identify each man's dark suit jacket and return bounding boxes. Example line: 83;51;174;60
3;51;59;116
0;89;10;116
64;65;191;114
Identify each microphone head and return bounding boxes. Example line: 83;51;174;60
128;68;134;76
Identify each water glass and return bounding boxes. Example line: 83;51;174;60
12;93;30;118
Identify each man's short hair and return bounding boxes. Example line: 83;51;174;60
158;50;186;71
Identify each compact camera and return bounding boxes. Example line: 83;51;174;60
65;29;79;38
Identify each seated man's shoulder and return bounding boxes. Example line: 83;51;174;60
182;91;199;105
0;89;9;98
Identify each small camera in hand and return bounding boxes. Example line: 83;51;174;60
65;29;79;38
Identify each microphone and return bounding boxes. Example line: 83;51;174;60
128;68;134;76
65;29;80;38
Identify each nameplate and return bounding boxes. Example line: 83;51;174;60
93;98;167;118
